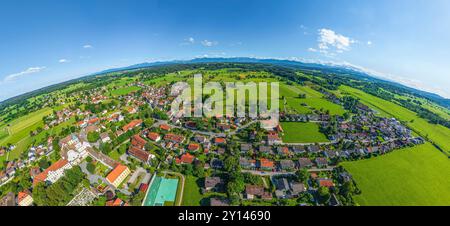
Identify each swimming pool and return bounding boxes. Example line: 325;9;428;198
143;176;179;206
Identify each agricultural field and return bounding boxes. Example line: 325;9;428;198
109;86;141;96
281;83;346;116
341;143;450;206
107;77;136;88
340;86;450;154
144;71;194;87
0;107;53;146
0;128;8;140
281;122;329;143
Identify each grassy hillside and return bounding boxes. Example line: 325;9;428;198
342;143;450;206
0;107;53;146
340;86;450;154
281;83;345;115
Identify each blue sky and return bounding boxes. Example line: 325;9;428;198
1;0;450;101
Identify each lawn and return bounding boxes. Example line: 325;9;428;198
281;122;329;143
181;175;204;206
340;85;450;154
108;150;121;161
341;143;450;206
110;86;141;96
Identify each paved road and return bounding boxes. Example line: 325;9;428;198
241;167;335;176
120;153;131;164
153;119;258;137
282;141;336;146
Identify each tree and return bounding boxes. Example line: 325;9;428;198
193;164;205;177
86;162;96;174
341;181;356;196
87;132;100;143
32;183;47;206
38;157;50;169
130;192;145;206
226;171;245;196
100;142;112;154
224;156;238;172
318;186;331;204
144;118;154;128
183;164;194;176
295;168;309;183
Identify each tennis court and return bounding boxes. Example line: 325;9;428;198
143;176;179;206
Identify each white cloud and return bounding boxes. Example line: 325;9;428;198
367;41;372;45
308;48;317;52
4;66;46;81
59;59;69;63
180;37;196;46
300;24;309;35
201;40;218;47
83;44;93;49
317;28;355;54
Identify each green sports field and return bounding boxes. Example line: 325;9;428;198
342;143;450;206
281;122;329;143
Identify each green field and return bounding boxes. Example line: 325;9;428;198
0;107;53;146
0;112;75;165
281;122;329;143
181;175;226;206
110;86;141;96
181;176;204;206
340;86;450;154
342;143;450;206
0;128;8;140
281;84;345;115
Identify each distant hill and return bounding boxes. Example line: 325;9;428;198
2;57;449;109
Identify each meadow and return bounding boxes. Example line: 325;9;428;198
281;83;346;116
340;86;450;154
341;143;450;206
280;122;329;143
181;175;204;206
0;107;53;146
110;86;141;96
0;112;75;165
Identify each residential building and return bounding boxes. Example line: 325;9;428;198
17;191;33;206
106;164;131;188
204;177;222;191
33;159;72;186
123;119;143;132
